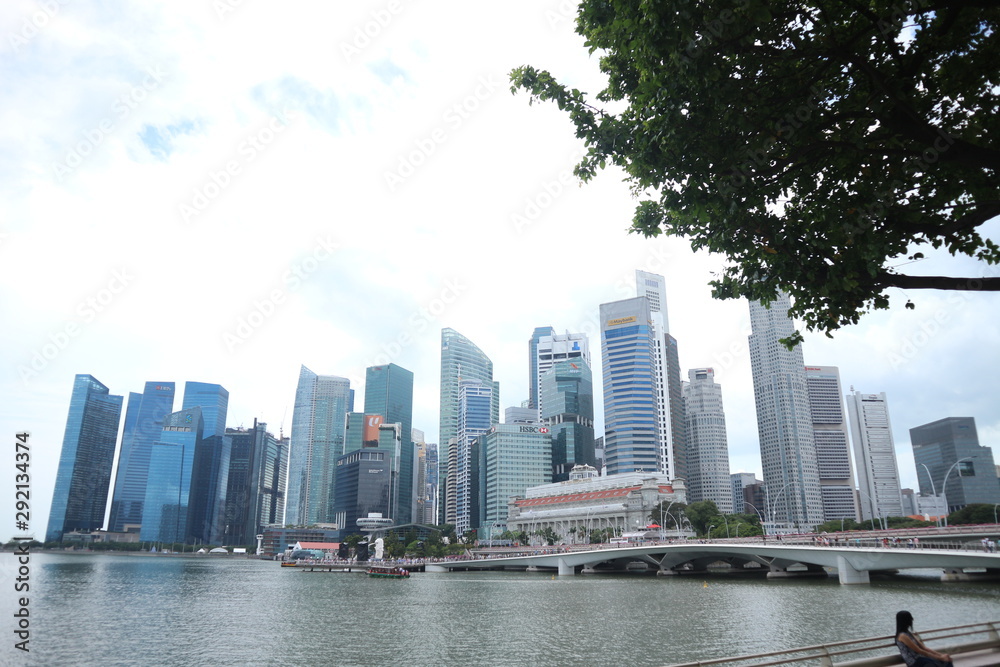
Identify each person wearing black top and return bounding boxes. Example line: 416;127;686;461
894;611;954;667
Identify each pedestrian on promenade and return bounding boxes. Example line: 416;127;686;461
894;610;953;667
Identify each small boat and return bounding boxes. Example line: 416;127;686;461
367;565;410;579
280;561;297;568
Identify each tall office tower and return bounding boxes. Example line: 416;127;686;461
414;430;429;524
528;326;556;410
479;423;552;540
140;407;204;543
423;442;438;524
636;270;688;481
682;368;732;512
332;420;401;535
505;405;538;424
748;296;824;531
439;328;498;522
534;331;590;419
804;367;857;521
182;382;231;544
600;295;684;477
285;366;353;526
846;391;903;522
223;420;288;545
46;375;124;542
449;379;494;534
730;472;761;515
109;381;176;532
540;358;595;482
364;363;414;524
911;417;1000;512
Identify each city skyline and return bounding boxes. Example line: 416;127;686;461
4;3;999;537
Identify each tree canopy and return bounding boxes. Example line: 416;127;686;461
511;0;999;341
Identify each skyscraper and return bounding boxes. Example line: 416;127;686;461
748;296;824;531
223;420;288;545
364;363;414;524
846;391;903;522
804;366;857;521
140;407;204;544
285;366;353;525
910;417;1000;512
600;296;662;475
439;328;498;522
182;382;231;544
540;358;595;482
46;375;124;542
528;326;556;410
683;368;732;512
479;423;552;540
109;381;176;532
451;378;494;535
533;331;589;420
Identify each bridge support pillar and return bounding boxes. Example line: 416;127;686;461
557;558;574;576
425;564;448;573
836;556;870;585
656;568;679;576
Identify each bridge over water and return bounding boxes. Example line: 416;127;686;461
425;543;1000;584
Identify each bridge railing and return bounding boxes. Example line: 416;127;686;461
663;620;1000;667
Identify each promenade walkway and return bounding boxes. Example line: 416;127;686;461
662;621;1000;667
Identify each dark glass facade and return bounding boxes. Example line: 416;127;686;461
182;382;231;544
109;381;176;532
46;375;124;542
364;364;414;524
333;449;390;538
224;421;288;545
911;417;1000;511
141;408;203;543
540;359;595;482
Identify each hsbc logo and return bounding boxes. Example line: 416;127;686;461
519;426;550;434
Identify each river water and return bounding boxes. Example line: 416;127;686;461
3;553;998;666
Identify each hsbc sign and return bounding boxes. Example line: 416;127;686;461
519;426;549;434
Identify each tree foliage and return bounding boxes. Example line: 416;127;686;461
946;503;999;525
511;0;1000;341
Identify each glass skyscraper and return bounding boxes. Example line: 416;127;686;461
910;417;1000;512
528;326;556;410
109;381;176;532
364;363;414;524
804;366;857;521
479;424;552;540
285;365;353;525
182;382;231;544
46;375;124;542
439;328;498;523
141;407;204;544
224;420;288;545
540;358;595;482
451;379;494;534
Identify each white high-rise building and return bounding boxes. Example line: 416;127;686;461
846;391;903;521
748;295;824;531
804;366;858;521
683;368;732;512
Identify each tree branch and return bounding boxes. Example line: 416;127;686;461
875;273;1000;290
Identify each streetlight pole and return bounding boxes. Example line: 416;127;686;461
856;488;885;530
940;457;975;526
724;515;730;539
707;524;716;540
765;483;791;535
745;502;767;539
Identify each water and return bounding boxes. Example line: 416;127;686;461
4;553;998;666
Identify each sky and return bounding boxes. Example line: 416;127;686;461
2;1;998;539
